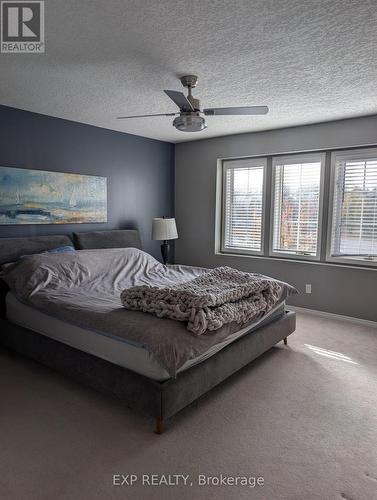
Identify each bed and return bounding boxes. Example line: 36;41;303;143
0;230;296;433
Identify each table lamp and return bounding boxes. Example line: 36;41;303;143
152;217;178;265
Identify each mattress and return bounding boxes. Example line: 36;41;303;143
6;292;285;381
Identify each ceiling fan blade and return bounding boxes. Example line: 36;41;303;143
117;112;177;119
164;90;194;111
203;106;269;116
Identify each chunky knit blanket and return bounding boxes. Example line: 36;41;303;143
121;266;283;335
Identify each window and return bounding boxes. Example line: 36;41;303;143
222;158;266;254
218;147;377;268
327;148;377;265
270;154;325;259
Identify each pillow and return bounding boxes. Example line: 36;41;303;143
1;247;151;300
19;245;75;260
42;245;75;254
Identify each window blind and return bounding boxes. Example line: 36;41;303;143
330;154;377;259
272;157;323;256
223;162;265;252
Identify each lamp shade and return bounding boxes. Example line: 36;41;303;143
152;218;178;241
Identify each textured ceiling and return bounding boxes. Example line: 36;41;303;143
0;0;376;143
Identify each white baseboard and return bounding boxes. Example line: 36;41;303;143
287;305;377;328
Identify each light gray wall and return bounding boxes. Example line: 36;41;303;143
175;115;377;322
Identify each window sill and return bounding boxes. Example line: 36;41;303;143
269;250;320;262
221;247;264;257
325;255;377;268
215;250;377;271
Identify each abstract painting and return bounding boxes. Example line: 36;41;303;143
0;166;107;225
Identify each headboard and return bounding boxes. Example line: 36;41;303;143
0;234;73;266
73;229;142;250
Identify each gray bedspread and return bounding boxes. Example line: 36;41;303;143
1;248;296;376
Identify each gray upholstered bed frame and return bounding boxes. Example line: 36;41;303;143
0;230;296;433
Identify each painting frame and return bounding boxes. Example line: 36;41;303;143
0;165;107;225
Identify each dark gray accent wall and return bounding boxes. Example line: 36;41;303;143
175;115;377;322
0;105;174;259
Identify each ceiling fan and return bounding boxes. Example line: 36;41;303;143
117;75;269;132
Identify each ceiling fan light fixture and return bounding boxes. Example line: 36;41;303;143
173;114;207;132
117;75;269;134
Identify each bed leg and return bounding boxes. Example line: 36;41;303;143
155;417;164;434
283;337;288;346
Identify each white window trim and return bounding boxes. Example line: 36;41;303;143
221;157;267;256
269;153;326;261
326;147;377;267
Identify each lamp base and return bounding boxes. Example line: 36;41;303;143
161;241;170;265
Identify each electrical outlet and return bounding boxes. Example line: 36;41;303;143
305;284;312;294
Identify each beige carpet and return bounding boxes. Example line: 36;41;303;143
0;312;376;500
